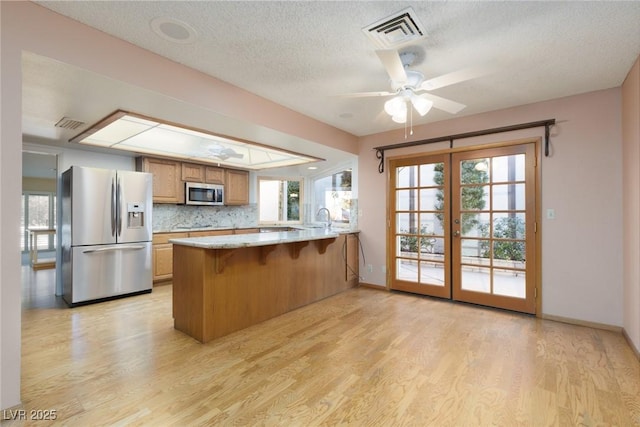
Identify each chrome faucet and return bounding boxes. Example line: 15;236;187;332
316;208;332;228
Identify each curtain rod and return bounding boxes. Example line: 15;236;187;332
374;119;556;173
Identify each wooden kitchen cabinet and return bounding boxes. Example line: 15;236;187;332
152;232;188;283
225;169;249;205
181;163;204;182
136;157;182;204
182;164;224;184
138;156;249;205
205;166;225;184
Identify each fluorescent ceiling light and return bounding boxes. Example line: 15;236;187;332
70;110;323;170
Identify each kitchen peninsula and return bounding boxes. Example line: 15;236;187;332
170;228;359;343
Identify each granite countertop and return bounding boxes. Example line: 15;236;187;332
169;228;342;249
155;225;358;234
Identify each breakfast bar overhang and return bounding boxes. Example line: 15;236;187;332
170;229;359;343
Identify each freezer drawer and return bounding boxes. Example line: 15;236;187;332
63;242;152;305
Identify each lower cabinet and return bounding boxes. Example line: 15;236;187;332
152;230;233;283
152;232;188;283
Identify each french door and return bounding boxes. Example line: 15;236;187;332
389;143;537;314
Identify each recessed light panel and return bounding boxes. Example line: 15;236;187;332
70;110;323;170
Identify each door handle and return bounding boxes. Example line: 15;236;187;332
453;230;460;237
83;245;146;254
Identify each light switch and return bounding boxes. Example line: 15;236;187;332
546;208;556;219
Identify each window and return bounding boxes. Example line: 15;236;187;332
258;177;302;224
312;169;352;226
21;192;56;252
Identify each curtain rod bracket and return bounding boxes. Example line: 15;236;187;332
376;149;384;173
545;123;551;157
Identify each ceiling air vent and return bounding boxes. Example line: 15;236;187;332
362;7;426;49
55;116;85;130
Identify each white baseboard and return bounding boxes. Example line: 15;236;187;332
540;313;622;332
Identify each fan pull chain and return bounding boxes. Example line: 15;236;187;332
410;105;414;136
403;101;408;139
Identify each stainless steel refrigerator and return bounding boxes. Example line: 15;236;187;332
61;166;153;306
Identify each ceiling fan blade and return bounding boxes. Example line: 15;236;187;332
420;93;466;114
419;64;492;91
338;90;395;98
376;49;407;84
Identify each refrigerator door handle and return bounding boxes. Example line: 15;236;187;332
82;245;147;254
111;178;117;237
116;176;123;237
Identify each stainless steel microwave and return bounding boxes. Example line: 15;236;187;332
185;182;224;206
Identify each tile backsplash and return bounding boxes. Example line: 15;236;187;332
152;199;358;232
152;204;258;232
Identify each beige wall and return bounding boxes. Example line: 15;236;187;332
622;56;640;355
359;88;624;328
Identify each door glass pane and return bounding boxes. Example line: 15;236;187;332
419;212;443;236
397;259;418;281
421;238;445;261
492;213;526;239
396;189;418;210
461;212;490;237
397;213;418;234
461;185;490;211
397;235;419;258
493;270;526;298
461;238;491;266
419;188;441;211
492;154;525;182
461;266;491;293
397;166;418;188
492;184;525;210
420;261;445;286
460;159;490;184
420;163;443;187
492;241;526;268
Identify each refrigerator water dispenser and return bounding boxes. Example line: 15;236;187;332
127;203;145;228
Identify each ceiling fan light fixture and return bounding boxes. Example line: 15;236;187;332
384;96;405;116
391;111;407;124
411;95;433;116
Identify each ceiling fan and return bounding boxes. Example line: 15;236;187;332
207;144;243;160
347;49;484;123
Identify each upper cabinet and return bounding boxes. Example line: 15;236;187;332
225;169;249;205
136;157;182;204
181;163;204;182
204;166;225;184
137;156;249;205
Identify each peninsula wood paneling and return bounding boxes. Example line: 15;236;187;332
172;233;358;343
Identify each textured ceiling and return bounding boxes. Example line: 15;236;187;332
26;1;640;140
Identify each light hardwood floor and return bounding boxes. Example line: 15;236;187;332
9;267;640;426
